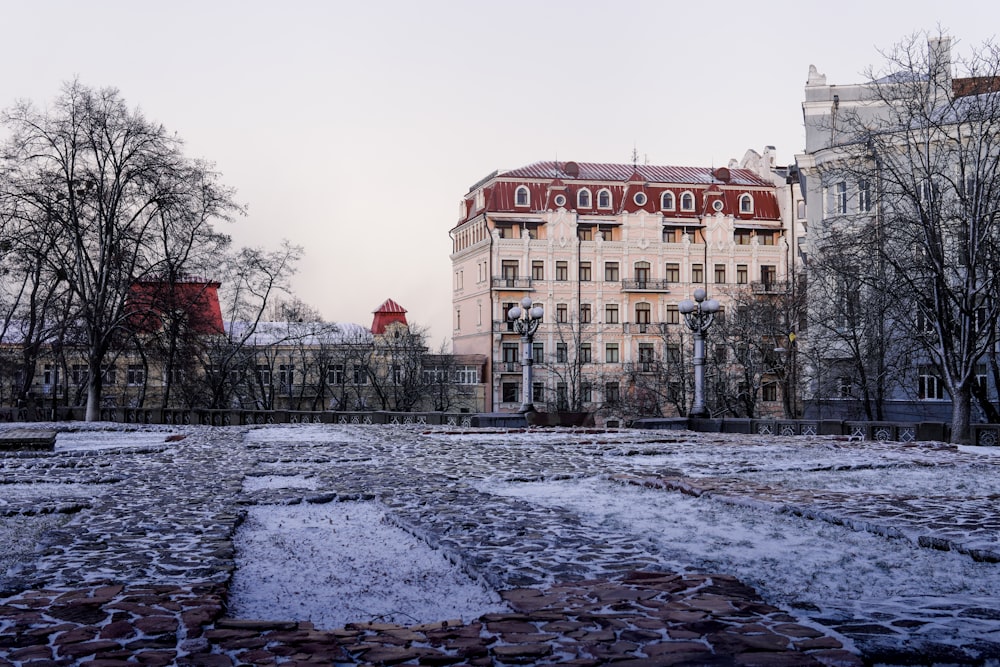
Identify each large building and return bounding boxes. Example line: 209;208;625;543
795;35;1000;428
450;157;796;418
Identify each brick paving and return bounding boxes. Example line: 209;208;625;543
1;425;999;664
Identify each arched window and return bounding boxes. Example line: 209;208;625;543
577;188;592;208
515;186;530;207
597;188;612;209
680;191;695;211
634;261;650;287
660;191;675;210
739;193;754;214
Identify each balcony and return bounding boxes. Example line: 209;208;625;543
621;279;672;292
624;361;658;374
492;277;534;290
498;361;521;373
623;322;663;334
751;281;789;295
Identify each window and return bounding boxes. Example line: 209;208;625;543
796;199;806;219
556;342;567;363
279;364;294;388
919;179;939;204
328;364;345;384
257;365;272;386
692;263;703;283
604;262;619;282
556;382;568;410
533;382;544;402
665;263;680;283
597;189;612;209
605;382;620;404
661;191;675;210
835;181;847;214
739;193;754;213
502;343;519;363
502;302;517;330
578;226;593;241
666;304;679;325
580;303;592;323
581;382;593;403
635;303;651;329
858;180;872;212
837;376;853;399
680;191;695;211
579;261;591;281
638;343;655;363
919;365;944;399
579;343;592;363
577;188;592;208
634;261;650;285
72;364;87;386
557;303;568;323
554;193;566;207
762;382;778;402
43;364;57;387
633;192;647;206
454;366;480;384
556;261;568;281
125;364;144;387
502;382;520;403
353;366;368;385
735;229;752;245
605;343;619;363
759;232;776;246
715;264;726;284
501;260;518;283
531;260;544;280
736;264;748;284
666;344;681;363
532;342;544;363
761;265;776;287
605;304;619;324
515;186;529;207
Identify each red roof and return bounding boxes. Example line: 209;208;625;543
371;298;408;335
127;279;224;335
460;159;782;223
499;161;774;187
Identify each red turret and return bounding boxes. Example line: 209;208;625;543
127;277;225;335
371;298;408;335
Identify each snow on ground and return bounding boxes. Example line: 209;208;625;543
483;476;1000;618
227;500;508;628
55;429;181;452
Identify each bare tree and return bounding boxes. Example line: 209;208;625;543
0;81;242;420
818;33;1000;441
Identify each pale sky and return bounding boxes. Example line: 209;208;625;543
1;1;996;345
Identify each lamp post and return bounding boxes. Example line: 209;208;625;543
678;288;720;418
507;296;544;413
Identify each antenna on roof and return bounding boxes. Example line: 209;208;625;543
631;145;639;169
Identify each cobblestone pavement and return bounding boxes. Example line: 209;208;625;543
1;424;999;665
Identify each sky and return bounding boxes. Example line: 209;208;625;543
1;1;997;345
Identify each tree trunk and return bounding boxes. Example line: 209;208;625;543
85;373;102;422
951;384;972;444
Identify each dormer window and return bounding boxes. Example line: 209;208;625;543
577;188;592;208
633;192;647;206
515;186;530;207
597;188;612;209
739;193;754;214
680;191;695;211
660;191;675;211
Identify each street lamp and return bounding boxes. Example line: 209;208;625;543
678;288;720;418
507;296;544;413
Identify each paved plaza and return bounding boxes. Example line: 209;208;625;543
1;424;1000;665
